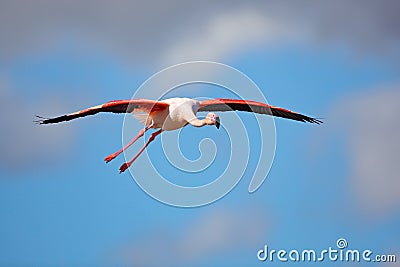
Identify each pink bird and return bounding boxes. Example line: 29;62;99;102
36;97;322;173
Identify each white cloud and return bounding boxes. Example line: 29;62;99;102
159;9;294;66
1;1;399;67
0;81;75;172
115;205;269;266
330;87;400;216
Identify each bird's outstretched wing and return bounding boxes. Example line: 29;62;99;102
198;99;322;124
35;99;169;124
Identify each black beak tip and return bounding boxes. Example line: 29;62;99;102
215;118;220;129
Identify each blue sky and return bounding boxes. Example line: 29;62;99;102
1;1;399;266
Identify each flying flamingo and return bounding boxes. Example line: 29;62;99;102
36;97;322;173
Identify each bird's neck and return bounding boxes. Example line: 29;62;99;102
188;117;208;127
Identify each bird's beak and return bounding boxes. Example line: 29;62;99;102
215;117;220;129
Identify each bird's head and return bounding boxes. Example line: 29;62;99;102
206;112;220;129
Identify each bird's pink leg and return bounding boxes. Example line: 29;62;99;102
104;124;153;163
119;129;163;173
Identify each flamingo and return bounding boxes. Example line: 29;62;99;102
36;97;322;173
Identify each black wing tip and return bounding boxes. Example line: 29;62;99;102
303;117;323;124
34;115;47;124
34;115;55;124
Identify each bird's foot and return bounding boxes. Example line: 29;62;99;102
119;162;131;173
104;153;118;163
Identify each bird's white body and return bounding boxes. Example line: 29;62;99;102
140;97;201;131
